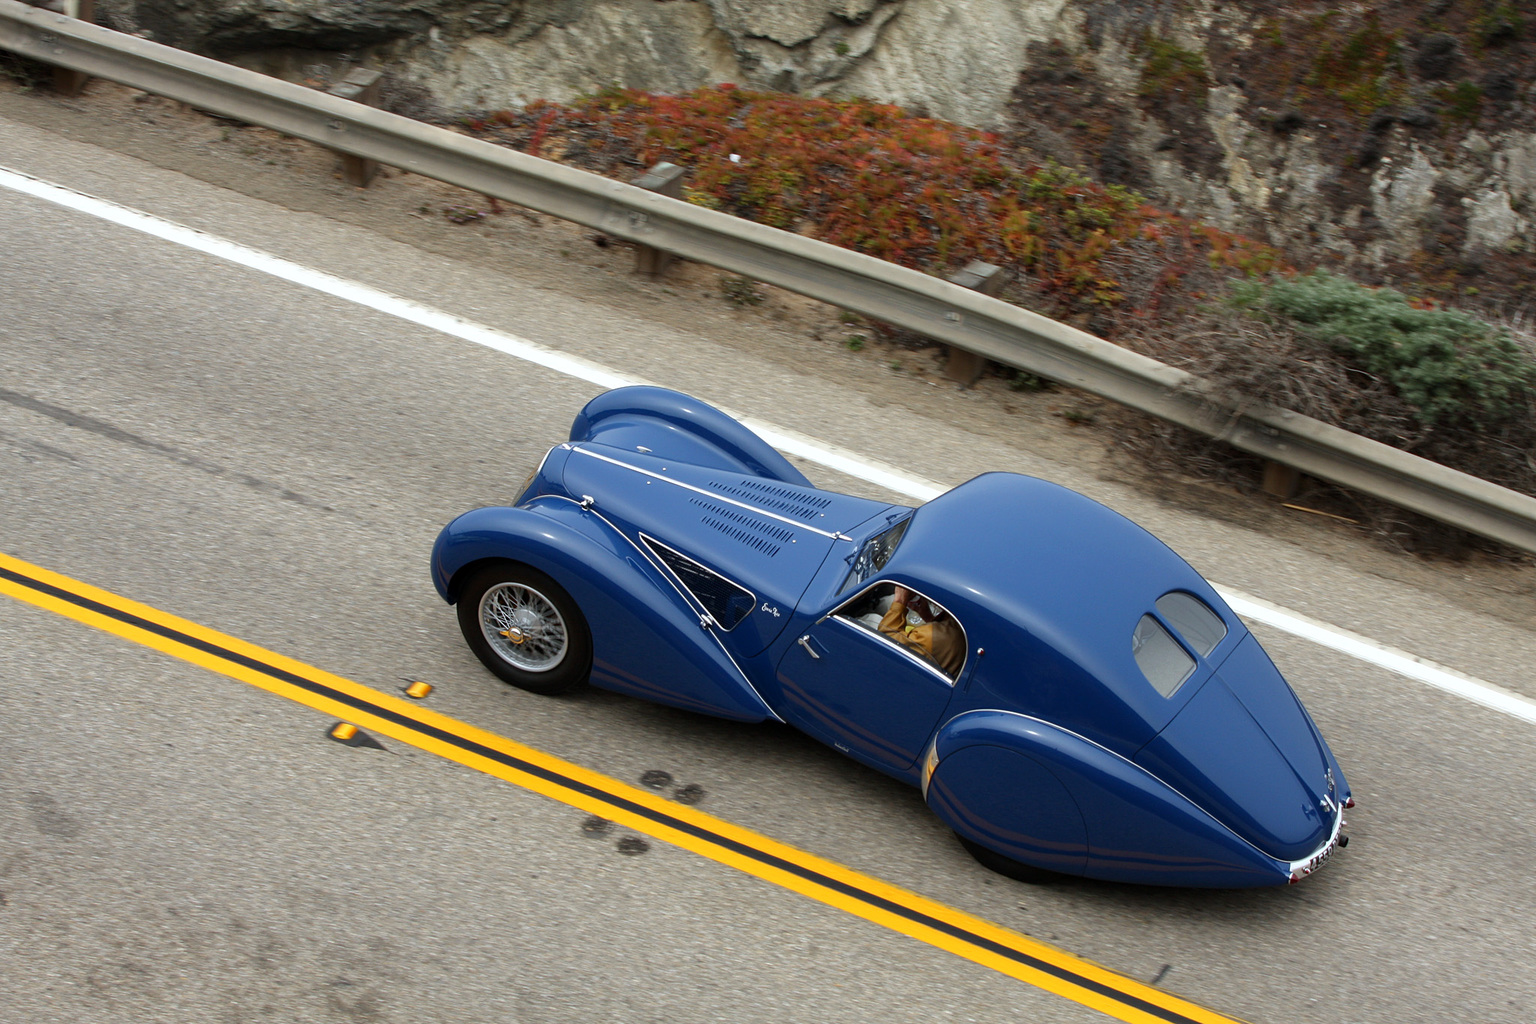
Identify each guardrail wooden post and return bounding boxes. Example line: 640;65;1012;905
326;68;383;186
42;0;93;95
943;261;1009;386
1262;461;1303;500
631;162;685;277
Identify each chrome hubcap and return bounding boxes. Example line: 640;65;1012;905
479;582;568;673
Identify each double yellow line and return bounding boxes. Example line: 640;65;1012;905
0;550;1245;1024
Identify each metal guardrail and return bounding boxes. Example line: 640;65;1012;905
5;0;1536;555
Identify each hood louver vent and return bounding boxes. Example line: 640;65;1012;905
713;479;833;522
691;498;794;557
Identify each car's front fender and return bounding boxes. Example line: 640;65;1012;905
433;499;777;722
927;710;1294;887
569;385;810;485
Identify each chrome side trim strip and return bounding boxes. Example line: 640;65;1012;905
533;494;782;721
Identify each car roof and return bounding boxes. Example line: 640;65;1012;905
884;473;1241;746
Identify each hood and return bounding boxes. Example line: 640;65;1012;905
560;443;896;654
1135;635;1337;862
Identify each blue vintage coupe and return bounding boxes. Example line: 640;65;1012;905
432;387;1351;887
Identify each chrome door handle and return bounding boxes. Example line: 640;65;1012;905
797;635;820;659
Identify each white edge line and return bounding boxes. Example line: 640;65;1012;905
5;164;1532;726
1215;587;1536;725
739;419;947;503
0;165;639;393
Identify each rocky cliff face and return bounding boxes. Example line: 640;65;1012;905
98;2;1075;125
1006;1;1536;303
105;0;1536;299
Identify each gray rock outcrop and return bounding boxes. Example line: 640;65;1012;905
109;0;1536;285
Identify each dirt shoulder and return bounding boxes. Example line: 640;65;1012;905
3;75;1532;630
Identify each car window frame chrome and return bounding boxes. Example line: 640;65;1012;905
836;511;915;595
822;577;969;685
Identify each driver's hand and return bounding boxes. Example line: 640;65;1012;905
892;586;911;604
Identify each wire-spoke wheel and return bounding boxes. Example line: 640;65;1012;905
480;582;568;671
457;563;591;695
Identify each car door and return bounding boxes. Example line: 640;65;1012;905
775;582;966;773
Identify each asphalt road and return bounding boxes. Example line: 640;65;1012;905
2;99;1535;1024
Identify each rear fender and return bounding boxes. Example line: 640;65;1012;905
433;499;777;722
928;710;1290;887
569;386;810;485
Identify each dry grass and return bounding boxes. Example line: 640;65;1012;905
1110;305;1536;558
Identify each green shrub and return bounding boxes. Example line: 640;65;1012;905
1437;80;1484;121
1008;370;1052;392
1236;271;1536;428
1307;15;1404;114
1136;34;1210;105
464;87;1279;311
1474;3;1524;45
0;50;50;90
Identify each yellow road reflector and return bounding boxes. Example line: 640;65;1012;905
327;719;384;750
405;681;433;699
0;549;1247;1024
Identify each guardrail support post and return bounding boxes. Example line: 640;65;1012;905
326;68;383;187
943;261;1009;386
631;162;686;277
1262;461;1303;500
46;0;93;96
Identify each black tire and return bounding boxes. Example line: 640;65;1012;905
955;833;1061;885
456;562;592;695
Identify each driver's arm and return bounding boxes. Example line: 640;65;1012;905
879;588;910;634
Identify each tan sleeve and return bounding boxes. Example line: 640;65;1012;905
930;618;966;677
879;600;963;677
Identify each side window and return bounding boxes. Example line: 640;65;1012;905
1134;593;1228;698
1155;591;1227;657
834;581;967;681
642;535;755;630
1132;614;1196;697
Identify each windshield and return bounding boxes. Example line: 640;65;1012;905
839;515;911;593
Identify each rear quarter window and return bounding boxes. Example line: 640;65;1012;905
1132;614;1196;697
1155;592;1227;657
